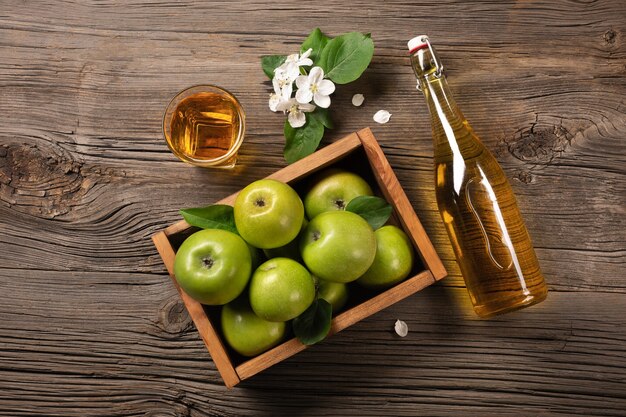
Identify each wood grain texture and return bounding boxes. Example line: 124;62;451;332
1;0;625;415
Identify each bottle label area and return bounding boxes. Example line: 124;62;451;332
465;175;514;271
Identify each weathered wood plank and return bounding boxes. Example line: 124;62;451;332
1;0;625;415
0;270;625;416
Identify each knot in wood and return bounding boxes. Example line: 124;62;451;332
604;29;617;45
158;298;192;336
506;118;572;165
515;170;533;184
0;141;87;218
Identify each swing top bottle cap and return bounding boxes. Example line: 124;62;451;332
407;35;430;54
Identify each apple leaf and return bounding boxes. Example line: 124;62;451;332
179;204;238;234
283;114;325;163
345;196;392;230
310;107;334;129
300;27;330;63
318;32;374;84
292;299;332;345
261;55;287;79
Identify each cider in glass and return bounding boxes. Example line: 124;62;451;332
163;85;245;168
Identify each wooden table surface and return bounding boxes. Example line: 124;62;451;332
1;1;625;416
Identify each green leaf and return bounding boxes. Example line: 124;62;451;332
283;114;325;163
261;55;287;79
179;204;238;234
301;28;330;63
318;32;374;84
310;107;334;129
293;299;332;345
345;195;392;230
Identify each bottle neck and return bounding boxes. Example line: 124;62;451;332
410;47;474;152
420;75;467;147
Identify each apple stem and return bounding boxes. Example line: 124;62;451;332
201;257;214;269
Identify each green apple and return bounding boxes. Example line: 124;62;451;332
221;296;286;357
304;169;373;219
357;225;415;289
263;218;308;261
174;229;251;305
317;278;348;314
300;211;377;283
234;179;304;249
249;258;316;322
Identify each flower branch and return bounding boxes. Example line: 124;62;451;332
261;28;374;163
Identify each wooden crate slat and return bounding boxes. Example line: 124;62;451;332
152;231;241;388
357;128;447;281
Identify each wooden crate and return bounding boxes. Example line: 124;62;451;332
152;128;447;388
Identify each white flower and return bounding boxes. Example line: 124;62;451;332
269;76;292;112
286;48;313;67
394;319;408;337
295;67;335;108
276;98;315;128
270;49;315;112
352;93;365;107
274;65;297;85
276;48;313;82
269;94;281;112
373;109;391;124
273;68;294;94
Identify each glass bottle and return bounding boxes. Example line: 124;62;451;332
408;36;547;317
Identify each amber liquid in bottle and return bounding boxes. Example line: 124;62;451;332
409;37;547;317
167;91;243;164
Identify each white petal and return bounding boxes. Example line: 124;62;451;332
308;66;324;84
298;57;313;67
296;88;313;104
288;110;306;128
274;65;288;80
373;109;391;124
275;98;295;112
317;79;335;96
394;320;408;337
299;102;316;112
272;78;282;95
313;92;331;108
300;48;313;59
269;94;280;112
352;93;365;106
285;53;299;63
281;82;293;100
284;63;300;82
295;75;309;90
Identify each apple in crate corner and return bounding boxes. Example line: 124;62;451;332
357;225;415;289
221;296;286;357
173;229;252;305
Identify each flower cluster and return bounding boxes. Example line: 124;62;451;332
269;48;336;128
262;29;374;163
